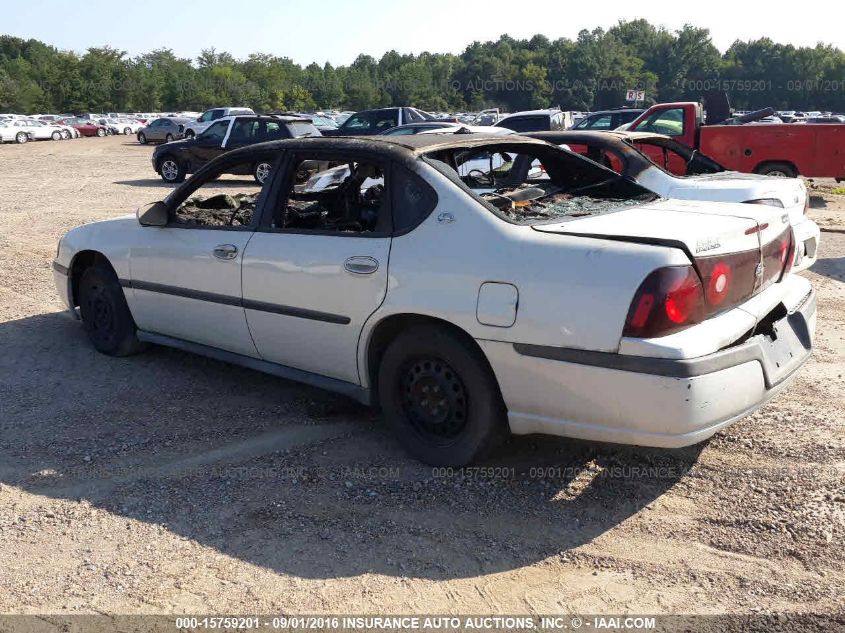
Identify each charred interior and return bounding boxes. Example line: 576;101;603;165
427;143;657;224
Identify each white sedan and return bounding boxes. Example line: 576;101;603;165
530;131;822;272
0;120;31;143
7;119;64;141
97;117;144;135
53;135;815;465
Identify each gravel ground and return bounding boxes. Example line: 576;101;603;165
0;136;843;619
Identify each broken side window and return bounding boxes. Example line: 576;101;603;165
271;155;389;234
172;160;266;228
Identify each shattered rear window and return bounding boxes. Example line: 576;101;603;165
425;144;658;225
481;184;653;224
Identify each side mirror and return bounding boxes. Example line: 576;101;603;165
137;201;168;227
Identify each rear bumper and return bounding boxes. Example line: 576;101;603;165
480;288;815;448
792;216;820;272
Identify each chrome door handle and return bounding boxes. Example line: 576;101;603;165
213;244;238;260
344;256;379;274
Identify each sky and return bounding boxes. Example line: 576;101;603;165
5;0;843;65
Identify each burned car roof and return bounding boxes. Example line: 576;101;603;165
217;132;547;162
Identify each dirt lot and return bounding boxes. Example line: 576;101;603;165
0;136;843;619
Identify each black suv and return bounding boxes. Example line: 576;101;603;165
321;107;433;136
153;115;320;183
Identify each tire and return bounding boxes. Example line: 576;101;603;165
165;133;174;143
123;127;131;135
254;161;272;184
51;131;62;141
138;132;147;144
377;325;508;466
78;264;143;357
159;156;186;183
185;129;195;139
62;130;71;139
96;127;106;137
756;162;797;178
15;132;27;144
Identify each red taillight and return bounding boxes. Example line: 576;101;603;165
623;266;705;338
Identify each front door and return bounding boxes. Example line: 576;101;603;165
127;157;267;357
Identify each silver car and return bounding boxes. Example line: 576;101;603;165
137;117;192;144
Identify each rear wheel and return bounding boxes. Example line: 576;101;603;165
159;156;186;183
15;132;27;144
185;129;195;139
755;162;797;178
124;127;131;135
78;264;143;357
96;127;106;137
377;325;508;466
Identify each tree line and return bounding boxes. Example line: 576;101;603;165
2;20;845;115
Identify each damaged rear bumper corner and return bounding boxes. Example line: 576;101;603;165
478;289;815;448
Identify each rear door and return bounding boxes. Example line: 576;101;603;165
240;150;394;383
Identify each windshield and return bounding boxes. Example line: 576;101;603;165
425;143;657;225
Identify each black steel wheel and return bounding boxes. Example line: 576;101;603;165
78;264;143;356
378;324;508;466
401;357;468;443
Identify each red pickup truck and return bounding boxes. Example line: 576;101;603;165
626;102;845;180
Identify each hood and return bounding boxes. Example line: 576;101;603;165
153;138;194;154
532;198;789;258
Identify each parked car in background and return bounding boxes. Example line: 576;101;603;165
96;117;143;135
94;118;119;135
182;107;255;139
804;115;845;124
321;107;434;136
627;101;845;179
152;115;321;183
303;114;339;132
530;130;821;272
60;118;110;137
0;120;32;143
494;109;570;132
45;120;79;139
137;117;192;144
572;108;646;131
5;119;64;141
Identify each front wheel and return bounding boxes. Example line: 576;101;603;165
254;161;272;184
138;132;147;144
159;157;186;183
96;127;106;137
378;325;508;466
51;131;62;141
15;132;28;144
78;265;143;356
62;130;71;139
